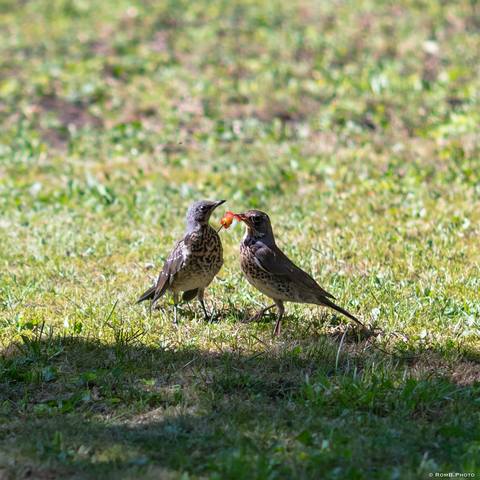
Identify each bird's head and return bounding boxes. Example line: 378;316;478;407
236;209;275;243
186;199;226;227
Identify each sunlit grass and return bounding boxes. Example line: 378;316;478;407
1;0;479;478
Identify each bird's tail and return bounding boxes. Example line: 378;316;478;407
320;297;366;329
136;285;156;304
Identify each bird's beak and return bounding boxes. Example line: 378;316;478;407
236;213;253;228
213;199;226;209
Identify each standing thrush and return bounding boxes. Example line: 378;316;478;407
137;200;225;322
236;210;364;336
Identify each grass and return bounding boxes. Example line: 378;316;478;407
1;0;480;477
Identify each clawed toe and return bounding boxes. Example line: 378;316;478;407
203;308;220;323
242;304;276;324
242;312;263;323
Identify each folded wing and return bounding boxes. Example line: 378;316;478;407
137;234;192;304
252;242;336;300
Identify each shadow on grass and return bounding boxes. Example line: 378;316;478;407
0;332;479;479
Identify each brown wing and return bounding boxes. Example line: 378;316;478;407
137;233;191;304
253;243;365;328
252;242;365;328
252;242;336;300
152;233;193;302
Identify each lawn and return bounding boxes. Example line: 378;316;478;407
1;0;480;478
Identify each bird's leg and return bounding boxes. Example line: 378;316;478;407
197;289;210;322
199;300;209;321
244;303;276;323
173;293;179;325
273;300;285;337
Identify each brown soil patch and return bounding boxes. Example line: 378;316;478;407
36;95;103;149
39;96;103;130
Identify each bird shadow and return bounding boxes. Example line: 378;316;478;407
1;330;478;479
151;300;389;344
151;300;257;325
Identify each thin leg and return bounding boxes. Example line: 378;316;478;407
273;300;285;337
244;303;276;323
173;293;179;325
197;289;210;321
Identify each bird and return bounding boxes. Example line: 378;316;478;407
236;209;365;336
137;199;226;323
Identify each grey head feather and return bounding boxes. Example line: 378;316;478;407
185;199;226;232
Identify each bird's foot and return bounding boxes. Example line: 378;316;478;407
242;304;275;324
198;299;217;323
202;308;220;323
207;314;220;323
242;310;264;323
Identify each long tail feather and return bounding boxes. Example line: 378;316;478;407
136;285;156;304
321;297;365;328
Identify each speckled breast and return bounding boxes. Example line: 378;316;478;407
174;226;223;291
240;243;294;301
191;226;223;275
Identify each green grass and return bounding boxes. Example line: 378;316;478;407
1;0;480;478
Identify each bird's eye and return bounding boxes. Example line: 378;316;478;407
201;206;208;211
252;216;262;224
